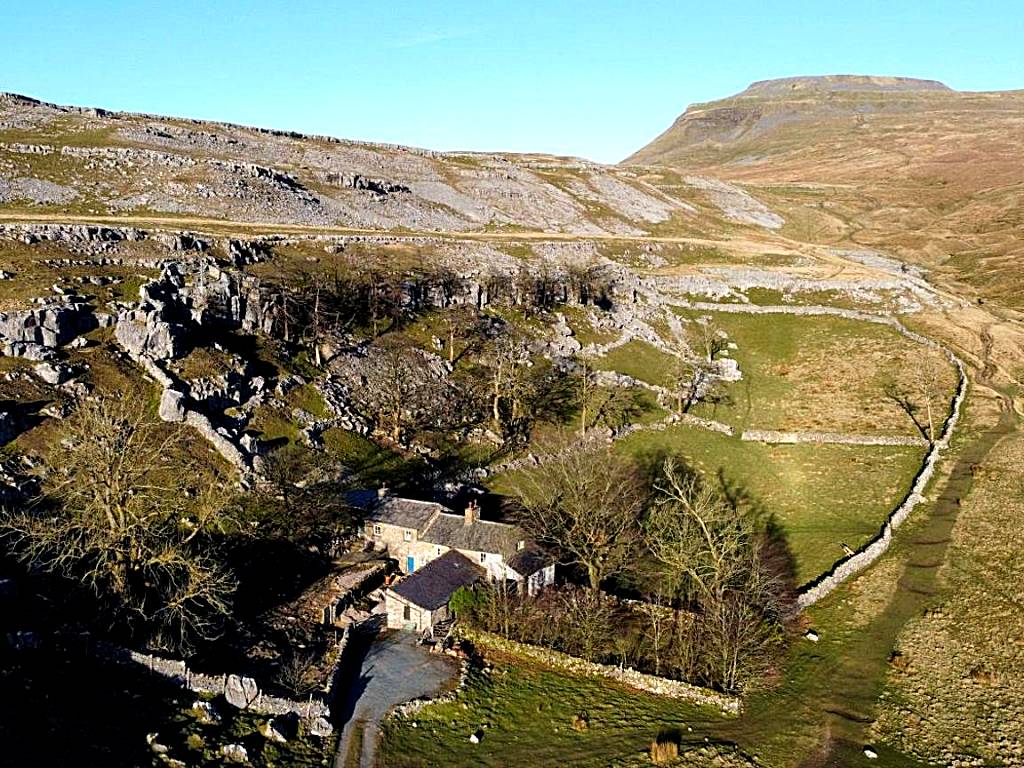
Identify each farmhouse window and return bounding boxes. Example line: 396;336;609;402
403;529;413;542
403;605;411;621
373;524;382;536
479;552;487;564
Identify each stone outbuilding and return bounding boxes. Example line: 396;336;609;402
383;550;484;632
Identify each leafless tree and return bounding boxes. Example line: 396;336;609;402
882;354;949;444
482;332;535;440
645;458;786;692
349;339;448;443
512;446;647;590
669;319;728;414
1;395;234;653
556;585;617;662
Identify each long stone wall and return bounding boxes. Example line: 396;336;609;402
741;430;926;447
461;629;740;714
91;632;352;734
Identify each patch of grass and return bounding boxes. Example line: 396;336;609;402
321;427;424;486
592;340;676;388
674;310;959;436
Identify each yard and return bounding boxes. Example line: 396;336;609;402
377;655;750;768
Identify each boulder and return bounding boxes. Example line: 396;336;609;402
115;309;187;360
224;674;260;709
309;716;334;738
34;361;74;386
158;389;188;422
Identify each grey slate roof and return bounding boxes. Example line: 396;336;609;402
391;550;484;610
420;513;523;558
366;496;446;533
506;545;552;577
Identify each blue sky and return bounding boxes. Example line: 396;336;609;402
2;1;1022;162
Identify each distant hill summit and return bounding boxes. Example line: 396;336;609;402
741;74;952;95
624;73;1021;174
625;74;1024;304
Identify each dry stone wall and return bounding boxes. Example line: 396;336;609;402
678;303;970;609
92;632;352;734
462;629;740;714
741;430;926;447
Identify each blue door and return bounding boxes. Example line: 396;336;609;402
407;555;415;573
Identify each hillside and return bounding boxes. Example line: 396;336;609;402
627;75;1024;305
0;92;717;238
1;81;1023;768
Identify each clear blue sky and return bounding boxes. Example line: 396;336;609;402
2;1;1022;162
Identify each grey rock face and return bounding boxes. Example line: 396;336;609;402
114;310;187;360
0;304;96;348
3;342;56;361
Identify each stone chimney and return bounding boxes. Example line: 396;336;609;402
377;485;389;499
463;500;479;527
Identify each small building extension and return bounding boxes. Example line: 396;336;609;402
383;550;483;632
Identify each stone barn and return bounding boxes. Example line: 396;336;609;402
383;550;484;633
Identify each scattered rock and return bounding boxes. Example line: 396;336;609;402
33;361;74;385
221;743;248;763
158;389;188;422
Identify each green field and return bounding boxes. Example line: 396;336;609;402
378;659;746;768
674;311;958;437
615;424;923;586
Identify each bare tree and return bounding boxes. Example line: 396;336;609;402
482;332;535;440
669;319;728;414
2;396;234;652
882;354;949;444
349;339;448;443
512;446;647;590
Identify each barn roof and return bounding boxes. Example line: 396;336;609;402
390;550;484;611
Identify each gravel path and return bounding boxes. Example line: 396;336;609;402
334;630;458;768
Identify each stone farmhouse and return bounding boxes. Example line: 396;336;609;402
352;490;555;631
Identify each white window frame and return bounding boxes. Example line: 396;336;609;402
479;552;487;564
403;529;413;542
373;524;382;536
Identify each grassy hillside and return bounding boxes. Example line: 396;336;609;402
625;76;1024;307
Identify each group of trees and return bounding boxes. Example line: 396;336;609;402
260;257;615;366
501;445;794;693
1;398;236;652
0;396;359;655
